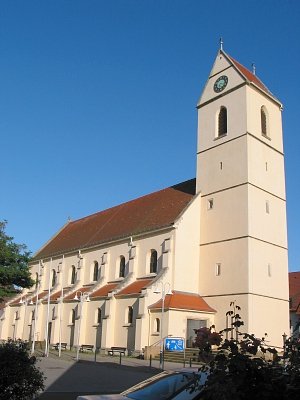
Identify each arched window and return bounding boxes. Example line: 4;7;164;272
261;106;268;136
35;273;39;289
150;250;158;274
51;269;57;287
31;310;35;321
71;309;76;324
218;106;227;136
97;308;102;324
93;261;99;281
71;265;76;285
119;256;126;278
154;318;160;333
127;306;133;324
52;306;56;320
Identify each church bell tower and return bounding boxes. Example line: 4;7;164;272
196;48;289;347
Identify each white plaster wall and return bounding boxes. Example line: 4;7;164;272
199;237;249;296
248;185;287;247
197;86;248;154
246;86;283;152
247;135;286;199
199;61;245;106
200;185;248;244
173;195;201;293
248;238;288;299
197;135;248;195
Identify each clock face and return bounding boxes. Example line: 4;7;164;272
213;75;228;93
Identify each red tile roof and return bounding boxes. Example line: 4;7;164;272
33;179;195;260
9;291;48;306
42;290;62;303
289;272;300;312
8;297;24;306
149;291;216;313
223;51;279;103
90;283;119;298
64;286;93;301
115;278;154;297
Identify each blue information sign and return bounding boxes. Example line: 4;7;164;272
164;337;185;352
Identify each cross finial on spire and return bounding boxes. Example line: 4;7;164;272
252;63;256;75
220;37;223;51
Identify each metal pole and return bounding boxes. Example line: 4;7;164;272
22;299;27;340
58;256;64;358
31;261;41;355
160;284;165;370
45;258;52;357
76;296;83;361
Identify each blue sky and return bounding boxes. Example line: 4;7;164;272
1;0;299;271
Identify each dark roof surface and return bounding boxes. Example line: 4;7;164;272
33;179;196;260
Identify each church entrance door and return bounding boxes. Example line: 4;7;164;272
186;319;207;348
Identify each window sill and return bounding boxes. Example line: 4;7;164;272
151;333;160;336
262;133;271;141
214;133;227;141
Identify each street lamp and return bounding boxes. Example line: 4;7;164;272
57;258;64;358
31;260;44;355
73;291;91;361
153;282;172;370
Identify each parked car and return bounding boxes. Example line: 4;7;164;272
76;368;208;400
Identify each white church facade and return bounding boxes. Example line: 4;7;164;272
0;49;289;354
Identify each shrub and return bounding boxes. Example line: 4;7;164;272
0;340;44;400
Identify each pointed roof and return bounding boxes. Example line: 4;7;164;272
226;53;275;98
223;50;280;104
115;278;154;297
198;49;281;107
148;291;216;313
33;179;196;260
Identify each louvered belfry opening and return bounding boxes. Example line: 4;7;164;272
218;106;227;136
261;106;267;135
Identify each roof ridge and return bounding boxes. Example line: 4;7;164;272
70;178;196;225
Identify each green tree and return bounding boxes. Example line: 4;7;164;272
0;340;45;399
0;221;34;300
194;303;300;400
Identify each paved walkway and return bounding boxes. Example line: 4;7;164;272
36;350;186;400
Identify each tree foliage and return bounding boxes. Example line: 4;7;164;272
194;302;300;400
0;221;34;300
0;340;45;400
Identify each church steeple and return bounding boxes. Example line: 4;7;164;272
196;49;289;348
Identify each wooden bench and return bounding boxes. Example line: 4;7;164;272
80;344;94;352
52;342;67;350
108;346;126;356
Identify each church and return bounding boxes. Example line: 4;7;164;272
0;48;290;355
